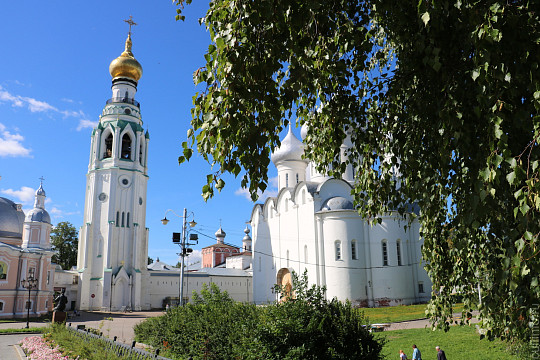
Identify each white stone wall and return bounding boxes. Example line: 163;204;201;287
147;272;252;309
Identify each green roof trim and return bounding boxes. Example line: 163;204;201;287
90;277;103;281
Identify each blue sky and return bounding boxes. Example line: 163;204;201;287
0;1;283;266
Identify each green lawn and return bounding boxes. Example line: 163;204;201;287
378;326;514;360
361;303;465;323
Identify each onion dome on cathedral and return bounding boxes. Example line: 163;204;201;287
271;126;307;165
215;226;226;244
109;33;143;82
25;184;51;224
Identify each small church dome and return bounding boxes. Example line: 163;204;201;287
300;123;308;140
36;183;46;196
271;126;306;165
321;196;355;211
109;33;143;81
25;208;51;224
215;226;226;237
0;197;25;238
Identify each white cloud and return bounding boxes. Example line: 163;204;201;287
21;97;57;112
0;85;88;123
186;249;202;267
1;186;35;203
77;119;98;131
235;176;278;202
61;98;74;103
0;123;31;157
49;206;80;217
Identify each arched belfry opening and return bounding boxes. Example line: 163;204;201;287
121;133;132;159
104;133;113;159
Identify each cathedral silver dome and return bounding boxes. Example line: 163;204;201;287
25;207;51;224
0;197;25;238
271;126;307;164
320;196;355;211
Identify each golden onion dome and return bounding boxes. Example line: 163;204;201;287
109;33;143;81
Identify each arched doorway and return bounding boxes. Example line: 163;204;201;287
276;268;294;300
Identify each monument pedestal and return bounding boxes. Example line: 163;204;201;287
52;311;67;324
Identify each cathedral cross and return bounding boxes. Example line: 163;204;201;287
38;176;45;184
124;15;137;35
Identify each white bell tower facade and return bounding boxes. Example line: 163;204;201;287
77;25;150;311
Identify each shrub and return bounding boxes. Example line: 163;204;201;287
135;274;384;359
135;283;259;359
242;271;384;359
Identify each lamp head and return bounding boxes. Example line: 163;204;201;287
188;220;197;228
161;217;169;225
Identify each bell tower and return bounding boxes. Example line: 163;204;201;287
77;18;150;311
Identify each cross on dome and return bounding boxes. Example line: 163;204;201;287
124;15;137;35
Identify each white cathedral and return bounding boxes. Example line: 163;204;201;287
250;126;432;306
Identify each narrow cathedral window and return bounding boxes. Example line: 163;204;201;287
126;213;130;227
116;212;119;227
351;240;357;260
121;212;125;227
104;133;113;158
418;282;424;293
121;133;132;159
286;173;289;187
139;143;144;165
382;241;388;266
396;240;402;266
296;173;299;184
0;261;7;280
335;241;342;260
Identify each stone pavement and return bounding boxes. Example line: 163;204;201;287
0;310;164;345
0;334;32;360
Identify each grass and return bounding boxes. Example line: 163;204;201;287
378;325;515;360
361;303;465;323
0;327;47;333
46;324;133;360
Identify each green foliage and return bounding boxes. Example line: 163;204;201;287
148;256;153;265
249;271;383;360
46;323;130;360
135;276;383;359
176;0;540;342
135;283;259;360
0;327;46;333
51;222;78;270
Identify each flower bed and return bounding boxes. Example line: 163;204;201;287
19;335;76;360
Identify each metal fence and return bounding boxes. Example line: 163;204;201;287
66;324;172;360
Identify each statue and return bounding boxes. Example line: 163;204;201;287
53;288;68;312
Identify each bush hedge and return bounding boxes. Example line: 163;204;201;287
134;272;384;360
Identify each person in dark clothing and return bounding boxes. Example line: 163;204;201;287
435;346;447;360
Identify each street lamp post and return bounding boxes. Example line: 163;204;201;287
21;270;38;329
161;208;197;306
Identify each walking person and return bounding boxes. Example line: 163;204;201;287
412;344;421;360
435;346;447;360
399;349;408;360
